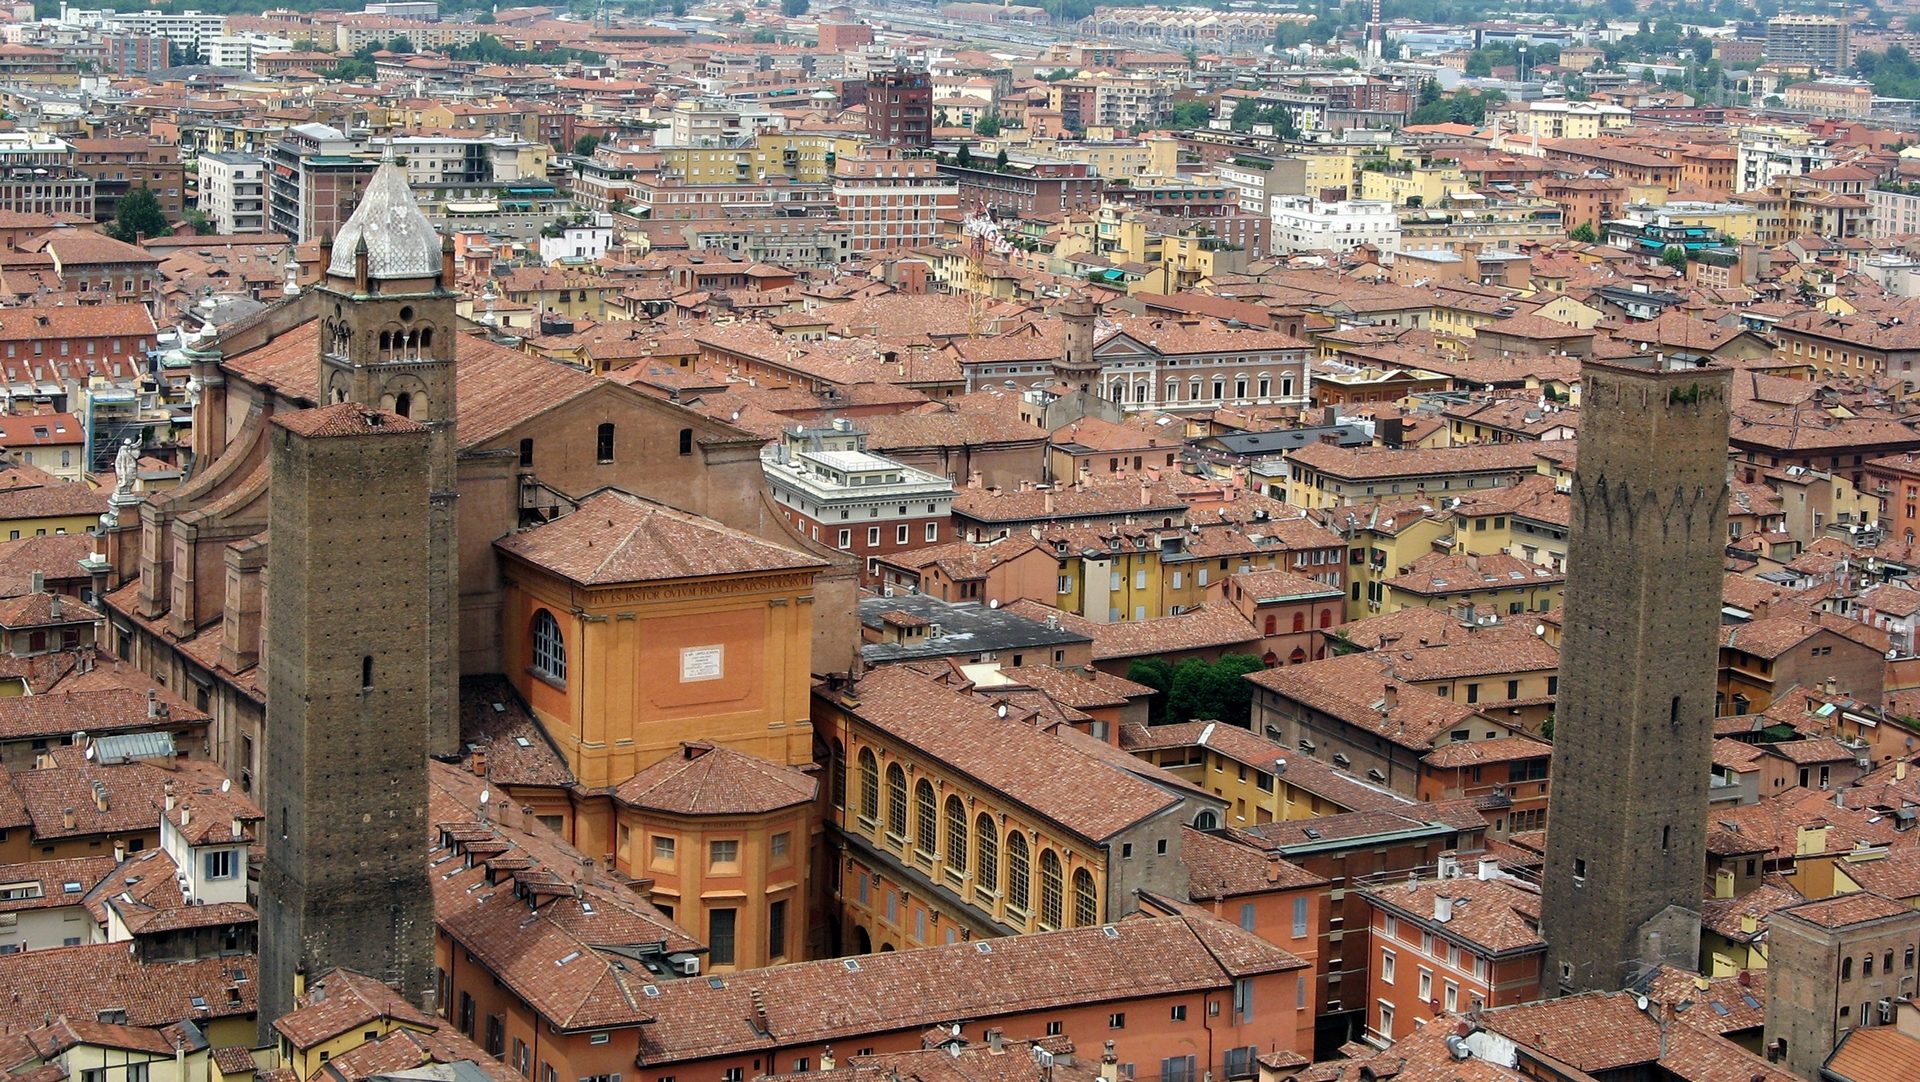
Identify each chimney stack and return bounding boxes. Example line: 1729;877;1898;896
1434;894;1454;922
1383;683;1398;712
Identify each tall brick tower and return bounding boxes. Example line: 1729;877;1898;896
259;158;453;1034
1540;356;1731;996
313;152;459;758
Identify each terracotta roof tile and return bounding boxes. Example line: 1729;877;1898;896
613;742;815;815
630;913;1301;1066
843;665;1185;841
497;489;824;585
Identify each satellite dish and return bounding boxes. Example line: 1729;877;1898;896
1534;624;1545;636
1636;994;1650;1012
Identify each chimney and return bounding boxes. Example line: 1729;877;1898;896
985;1030;1005;1053
1477;858;1499;880
231;817;243;840
180;806;190;828
164;781;176;811
1139;478;1151;507
1382;683;1398;712
1044;489;1054;515
61;807;74;830
1434;894;1454;923
1898;761;1909;782
1100;1042;1118;1082
112;841;125;862
147;690;159;719
821;1049;836;1072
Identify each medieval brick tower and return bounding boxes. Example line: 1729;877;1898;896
1540;356;1731;995
258;159;454;1033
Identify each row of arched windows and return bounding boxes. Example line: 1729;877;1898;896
1263;609;1336;635
853;746;1099;931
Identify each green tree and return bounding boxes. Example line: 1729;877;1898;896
751;28;777;42
1169;100;1211;129
573;134;601;156
727;9;745;22
387;35;415;52
1661;245;1689;271
106;188;167;243
1464;50;1492;77
780;0;809;15
182;208;213;235
995;148;1009;170
1569;221;1597;243
974;114;1003;136
1229;97;1261;131
1125;658;1176;723
956;142;973;168
1165;654;1267;726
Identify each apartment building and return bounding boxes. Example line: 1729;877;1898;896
763;421;954;577
195;152;265;234
831;148;958;253
1269;197;1400;257
264;123;376;241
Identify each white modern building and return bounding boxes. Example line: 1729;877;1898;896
61;7;226;59
763;420;954;575
1736;128;1835;193
1269;195;1401;257
197;151;266;234
538;217;614;264
203;32;293;72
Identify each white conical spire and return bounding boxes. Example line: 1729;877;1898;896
326;159;440;281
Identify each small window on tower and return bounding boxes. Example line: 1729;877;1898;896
597;423;616;464
362;656;373;690
393;392;411;418
678;428;694;456
519;438;534;467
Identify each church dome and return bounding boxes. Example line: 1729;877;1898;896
327;160;442;281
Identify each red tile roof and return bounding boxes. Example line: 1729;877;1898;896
496;488;825;584
613;742;815;815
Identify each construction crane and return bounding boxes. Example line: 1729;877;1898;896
960;205;1013;338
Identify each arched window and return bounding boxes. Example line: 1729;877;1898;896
946;796;969;877
858;748;879;822
378;330;391;352
1843;956;1854;981
419;327;433;348
531;610;565;682
976;813;998;893
596;422;616;464
829;739;846;810
1039;849;1064;929
1195;810;1220;830
678;427;693;455
1320;608;1334;628
1264;615;1277;635
914;778;937;856
1073;867;1097;927
1292;611;1305;633
1006;831;1030;915
393;392;412;418
885;763;908;838
1865;953;1876;978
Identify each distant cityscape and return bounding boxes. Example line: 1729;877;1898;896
0;3;1912;1082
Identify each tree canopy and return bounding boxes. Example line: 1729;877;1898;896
107;188;168;243
1127;654;1268;726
